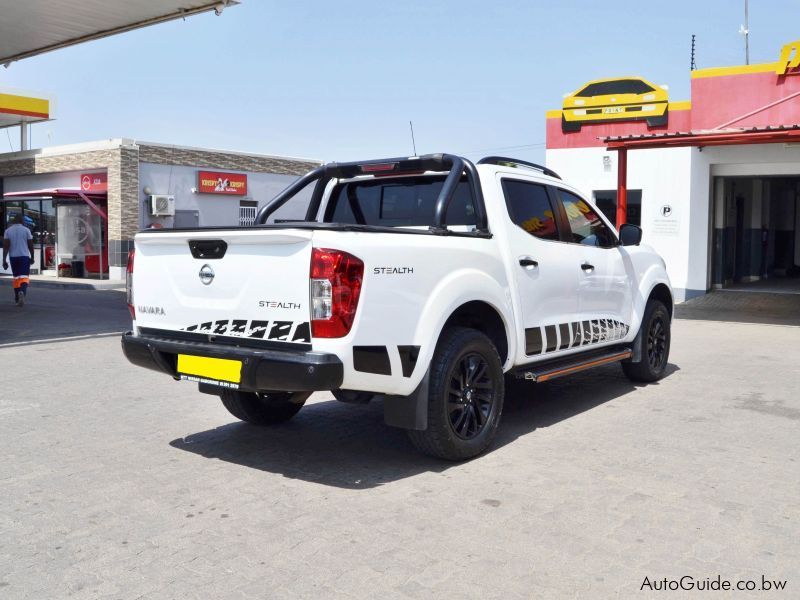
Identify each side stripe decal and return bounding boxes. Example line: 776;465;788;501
558;323;571;350
525;327;543;355
544;325;558;352
525;319;630;356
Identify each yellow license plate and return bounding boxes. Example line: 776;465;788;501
177;354;242;385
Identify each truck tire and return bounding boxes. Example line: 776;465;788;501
622;299;671;382
408;327;504;460
219;390;311;425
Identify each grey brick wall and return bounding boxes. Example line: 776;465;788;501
137;144;318;175
0;149;117;178
0;142;320;270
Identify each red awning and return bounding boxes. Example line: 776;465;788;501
3;187;106;200
3;187;108;221
605;124;800;150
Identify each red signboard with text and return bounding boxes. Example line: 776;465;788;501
198;170;247;196
80;172;107;192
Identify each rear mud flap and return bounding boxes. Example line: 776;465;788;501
628;325;644;363
382;370;430;431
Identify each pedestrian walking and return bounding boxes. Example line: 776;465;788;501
2;213;35;307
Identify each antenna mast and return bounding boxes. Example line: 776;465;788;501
691;34;697;70
409;121;417;156
739;0;750;65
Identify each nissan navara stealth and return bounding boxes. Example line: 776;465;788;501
122;154;673;460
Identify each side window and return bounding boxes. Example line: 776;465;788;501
501;179;559;241
558;189;616;248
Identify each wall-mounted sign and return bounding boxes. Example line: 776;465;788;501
198;171;247;196
561;77;669;132
80;172;107;192
652;204;679;237
776;40;800;75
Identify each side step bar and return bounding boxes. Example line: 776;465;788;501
515;346;632;383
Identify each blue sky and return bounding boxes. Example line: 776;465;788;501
1;1;798;163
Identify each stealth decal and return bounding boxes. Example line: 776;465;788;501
268;321;292;341
179;319;312;344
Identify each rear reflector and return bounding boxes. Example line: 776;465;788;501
310;248;363;338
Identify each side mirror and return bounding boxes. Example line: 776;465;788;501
619;223;642;246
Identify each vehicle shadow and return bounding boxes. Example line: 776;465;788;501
169;362;679;489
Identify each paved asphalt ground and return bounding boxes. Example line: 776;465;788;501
1;285;798;598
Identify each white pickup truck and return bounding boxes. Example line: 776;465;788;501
122;154;672;460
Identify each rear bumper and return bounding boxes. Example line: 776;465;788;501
121;331;343;392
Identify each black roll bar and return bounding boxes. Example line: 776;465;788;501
256;153;488;233
255;167;325;225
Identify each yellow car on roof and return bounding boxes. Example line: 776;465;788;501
561;77;668;132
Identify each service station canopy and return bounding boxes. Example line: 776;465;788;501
0;0;239;65
0;89;52;129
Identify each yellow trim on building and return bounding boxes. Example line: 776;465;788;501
0;92;50;118
546;109;562;119
668;100;691;111
691;62;778;79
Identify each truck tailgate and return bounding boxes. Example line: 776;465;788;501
132;229;313;345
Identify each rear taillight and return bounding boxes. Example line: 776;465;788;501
310;247;363;338
126;249;135;319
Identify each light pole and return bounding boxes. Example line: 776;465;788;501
739;0;750;65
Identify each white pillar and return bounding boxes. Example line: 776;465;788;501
20;122;28;151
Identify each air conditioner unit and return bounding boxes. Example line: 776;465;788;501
150;195;175;216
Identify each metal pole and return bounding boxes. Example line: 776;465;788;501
744;0;749;65
616;149;628;229
20;122;28;151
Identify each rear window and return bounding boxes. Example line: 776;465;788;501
576;79;655;97
324;176;477;227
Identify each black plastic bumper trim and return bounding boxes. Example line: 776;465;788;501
121;331;342;392
353;345;391;376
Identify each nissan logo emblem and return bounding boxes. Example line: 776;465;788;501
199;264;215;285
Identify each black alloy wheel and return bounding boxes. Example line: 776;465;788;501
647;314;668;370
448;352;495;440
407;327;505;460
621;299;671;383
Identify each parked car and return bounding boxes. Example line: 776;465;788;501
561;76;669;132
122;154;673;460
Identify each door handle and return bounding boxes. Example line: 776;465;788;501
581;262;595;271
519;257;539;268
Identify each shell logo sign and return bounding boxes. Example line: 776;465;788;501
80;172;107;192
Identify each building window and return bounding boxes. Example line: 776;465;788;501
239;200;257;227
593;190;642;228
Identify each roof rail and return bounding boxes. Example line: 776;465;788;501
477;156;561;180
